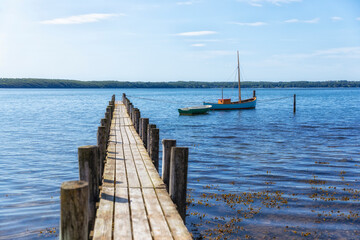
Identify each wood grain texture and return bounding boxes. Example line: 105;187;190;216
93;102;191;240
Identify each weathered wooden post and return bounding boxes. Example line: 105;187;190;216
126;100;130;113
162;139;176;192
147;124;156;152
100;118;105;127
125;100;129;113
105;112;110;142
78;146;99;232
97;126;106;185
141;118;149;147
122;93;126;103
106;106;112;121
169;147;189;222
253;90;256;98
60;181;89;240
129;104;133;120
293;94;296;113
134;108;140;133
139;118;143;139
111;94;115;102
109;102;114;118
149;128;160;171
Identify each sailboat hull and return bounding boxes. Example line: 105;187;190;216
204;98;256;110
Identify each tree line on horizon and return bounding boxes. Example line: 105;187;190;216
0;78;359;88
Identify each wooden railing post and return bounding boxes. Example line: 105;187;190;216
147;124;156;153
134;108;140;133
162;139;176;192
60;181;89;240
126;100;130;114
78;146;99;232
104;112;110;142
109;102;114;118
97;126;106;185
129;104;133;119
149;128;160;171
140;118;149;147
122;93;126;103
106;106;112;121
169;147;189;222
139;118;143;139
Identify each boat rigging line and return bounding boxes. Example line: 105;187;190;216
257;96;293;103
127;95;293;104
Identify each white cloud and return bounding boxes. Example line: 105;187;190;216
240;0;302;7
284;19;299;23
274;47;360;59
231;21;267;26
176;1;193;5
175;31;218;36
191;43;205;47
331;16;343;22
284;18;319;24
40;13;121;25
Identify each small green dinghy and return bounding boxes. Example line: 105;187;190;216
178;105;212;115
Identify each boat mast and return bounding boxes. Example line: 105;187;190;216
237;50;241;102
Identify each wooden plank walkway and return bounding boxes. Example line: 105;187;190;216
93;102;192;240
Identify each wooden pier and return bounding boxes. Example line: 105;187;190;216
60;95;192;240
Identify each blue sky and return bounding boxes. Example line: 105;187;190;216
0;0;359;82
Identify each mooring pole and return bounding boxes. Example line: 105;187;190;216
78;146;99;233
293;94;296;113
60;181;89;240
162;139;176;192
147;124;156;153
141;118;149;148
169;147;189;222
149;128;160;171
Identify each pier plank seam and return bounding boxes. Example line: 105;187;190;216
93;102;191;240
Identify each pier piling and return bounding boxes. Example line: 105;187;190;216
97;126;106;185
294;94;296;113
133;108;140;133
141;118;149;148
169;147;189;222
162;139;177;192
147;124;156;153
60;181;89;240
149;128;160;171
78;146;99;232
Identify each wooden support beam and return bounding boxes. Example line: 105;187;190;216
162;139;176;192
169;147;189;222
78;145;99;232
97;126;106;186
140;118;149;147
133;108;140;133
149;128;160;171
147;124;156;153
60;181;89;240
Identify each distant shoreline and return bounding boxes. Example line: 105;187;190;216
1;78;359;88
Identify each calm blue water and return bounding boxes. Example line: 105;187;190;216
0;88;359;239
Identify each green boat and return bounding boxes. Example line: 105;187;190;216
178;105;212;115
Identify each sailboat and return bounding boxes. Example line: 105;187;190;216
203;51;257;110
